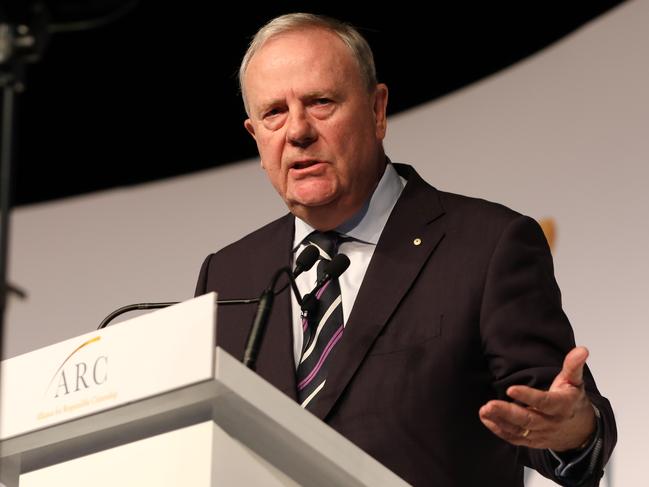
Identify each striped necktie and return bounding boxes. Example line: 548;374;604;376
297;231;345;410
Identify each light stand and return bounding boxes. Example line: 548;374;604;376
0;1;50;353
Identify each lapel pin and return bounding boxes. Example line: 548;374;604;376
413;238;422;246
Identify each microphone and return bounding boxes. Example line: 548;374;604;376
294;244;319;276
97;245;320;330
300;253;351;316
269;244;319;298
237;245;318;371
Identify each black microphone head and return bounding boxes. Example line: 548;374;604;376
325;253;351;279
300;292;319;315
294;245;320;276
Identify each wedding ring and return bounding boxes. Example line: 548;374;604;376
522;429;531;438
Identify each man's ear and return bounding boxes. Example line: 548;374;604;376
373;83;389;140
244;119;264;168
244;119;256;140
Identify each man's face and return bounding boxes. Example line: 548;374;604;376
243;28;388;229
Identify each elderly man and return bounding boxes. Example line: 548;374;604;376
195;13;615;486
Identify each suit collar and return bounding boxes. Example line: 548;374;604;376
309;163;447;420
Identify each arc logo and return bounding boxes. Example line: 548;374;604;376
45;336;108;399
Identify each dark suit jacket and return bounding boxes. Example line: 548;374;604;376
195;163;615;486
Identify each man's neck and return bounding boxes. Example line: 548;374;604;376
292;163;388;231
293;161;406;247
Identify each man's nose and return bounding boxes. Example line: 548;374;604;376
286;110;317;148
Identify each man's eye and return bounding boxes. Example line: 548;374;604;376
264;108;283;118
314;98;331;105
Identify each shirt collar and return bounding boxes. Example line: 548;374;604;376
293;162;405;250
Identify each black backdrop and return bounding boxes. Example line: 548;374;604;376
8;1;624;206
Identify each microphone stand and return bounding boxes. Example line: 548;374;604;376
96;273;306;330
97;247;319;367
96;265;305;371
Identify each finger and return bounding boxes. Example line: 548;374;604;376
479;400;544;432
480;415;531;447
558;346;589;387
480;415;554;449
507;386;566;415
479;404;528;436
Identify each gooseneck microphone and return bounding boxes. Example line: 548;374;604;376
300;253;351;316
242;249;351;371
97;245;321;330
270;244;319;298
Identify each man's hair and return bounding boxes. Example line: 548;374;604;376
239;13;378;116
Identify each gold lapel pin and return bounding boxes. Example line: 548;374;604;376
413;238;422;246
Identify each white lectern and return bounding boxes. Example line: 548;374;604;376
0;294;409;486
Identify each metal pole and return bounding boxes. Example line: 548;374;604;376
0;74;17;456
0;78;15;356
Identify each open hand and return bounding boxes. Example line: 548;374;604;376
479;346;597;451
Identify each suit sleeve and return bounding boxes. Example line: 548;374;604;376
194;253;214;297
479;215;616;486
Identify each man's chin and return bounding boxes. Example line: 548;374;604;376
287;198;334;213
286;189;337;209
286;194;338;219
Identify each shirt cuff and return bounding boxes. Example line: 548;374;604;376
549;404;602;482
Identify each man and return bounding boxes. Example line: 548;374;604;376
195;13;615;486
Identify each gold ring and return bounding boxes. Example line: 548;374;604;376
522;429;531;438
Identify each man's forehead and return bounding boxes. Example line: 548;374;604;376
248;27;351;73
244;29;359;109
260;26;344;53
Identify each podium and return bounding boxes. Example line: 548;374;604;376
0;294;409;486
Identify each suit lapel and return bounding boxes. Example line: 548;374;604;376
251;214;299;401
310;165;446;420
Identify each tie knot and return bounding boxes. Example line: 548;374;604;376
307;231;339;260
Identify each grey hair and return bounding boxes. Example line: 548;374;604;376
239;13;378;116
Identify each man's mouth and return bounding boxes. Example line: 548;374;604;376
292;160;321;170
